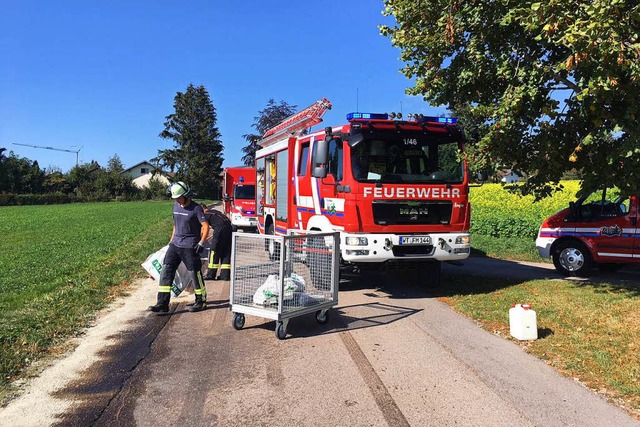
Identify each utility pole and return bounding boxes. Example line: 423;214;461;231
13;143;83;166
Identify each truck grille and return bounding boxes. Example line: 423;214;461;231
371;200;452;225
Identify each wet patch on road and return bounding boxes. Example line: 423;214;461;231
51;305;176;427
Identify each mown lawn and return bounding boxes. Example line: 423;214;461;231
0;201;173;402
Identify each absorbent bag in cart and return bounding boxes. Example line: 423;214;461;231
253;273;306;305
141;246;193;298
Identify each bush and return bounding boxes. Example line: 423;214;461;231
470;181;580;238
0;193;80;206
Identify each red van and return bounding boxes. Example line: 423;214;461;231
536;188;639;276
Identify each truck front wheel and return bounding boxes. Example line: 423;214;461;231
266;223;280;261
552;240;592;277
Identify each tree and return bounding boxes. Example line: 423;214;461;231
0;151;45;194
156;84;224;199
0;148;7;191
66;161;102;197
44;171;72;194
381;1;640;198
106;154;125;173
241;99;298;166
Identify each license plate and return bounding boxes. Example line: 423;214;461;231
399;236;431;245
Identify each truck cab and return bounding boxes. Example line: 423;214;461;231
536;188;639;276
223;167;258;232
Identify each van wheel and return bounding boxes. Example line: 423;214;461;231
553;240;592;277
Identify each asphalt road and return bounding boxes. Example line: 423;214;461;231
4;257;640;426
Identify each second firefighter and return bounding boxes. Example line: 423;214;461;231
202;205;233;281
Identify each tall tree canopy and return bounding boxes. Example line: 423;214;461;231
381;1;640;197
241;99;298;166
157;84;224;198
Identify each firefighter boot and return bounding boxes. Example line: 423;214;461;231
202;270;217;280
188;295;206;312
219;269;230;281
148;292;170;313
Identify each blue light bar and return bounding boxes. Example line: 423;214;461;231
239;176;244;182
346;112;389;121
418;116;457;124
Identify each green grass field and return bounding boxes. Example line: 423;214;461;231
0;201;173;400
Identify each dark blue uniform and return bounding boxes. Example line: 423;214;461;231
157;200;207;306
203;209;232;280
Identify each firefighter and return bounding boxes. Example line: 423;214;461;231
148;182;210;313
201;204;233;281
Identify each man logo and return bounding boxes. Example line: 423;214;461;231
400;207;429;216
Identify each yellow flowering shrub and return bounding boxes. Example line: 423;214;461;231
469;181;580;238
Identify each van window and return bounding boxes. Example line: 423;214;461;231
580;188;629;221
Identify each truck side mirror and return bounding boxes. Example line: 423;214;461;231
223;193;231;202
477;171;488;182
311;137;330;178
348;133;364;147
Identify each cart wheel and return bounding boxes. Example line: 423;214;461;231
232;313;245;330
275;321;287;340
315;309;329;324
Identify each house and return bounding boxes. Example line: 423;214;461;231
121;161;171;188
500;170;522;184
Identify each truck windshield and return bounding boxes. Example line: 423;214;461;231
350;136;464;184
234;185;255;200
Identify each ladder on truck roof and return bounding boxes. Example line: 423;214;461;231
259;97;332;148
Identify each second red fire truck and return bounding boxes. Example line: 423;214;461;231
223;166;257;232
254;98;472;286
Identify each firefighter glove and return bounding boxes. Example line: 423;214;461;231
195;242;206;256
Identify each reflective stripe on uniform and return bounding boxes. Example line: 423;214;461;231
220;264;231;270
159;285;171;293
195;272;207;299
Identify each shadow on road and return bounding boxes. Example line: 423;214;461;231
339;256;640;299
441;256;640;297
240;301;422;340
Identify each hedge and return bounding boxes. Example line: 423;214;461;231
0;193;80;206
469;181;580;239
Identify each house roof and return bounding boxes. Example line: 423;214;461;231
121;161;157;174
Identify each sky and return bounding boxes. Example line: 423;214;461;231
1;0;449;173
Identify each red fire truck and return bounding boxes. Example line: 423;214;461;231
223;166;257;232
254;98;472;286
536;188;639;276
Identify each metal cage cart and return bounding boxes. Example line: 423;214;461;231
230;231;340;340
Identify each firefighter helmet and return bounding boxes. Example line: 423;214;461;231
170;181;190;199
